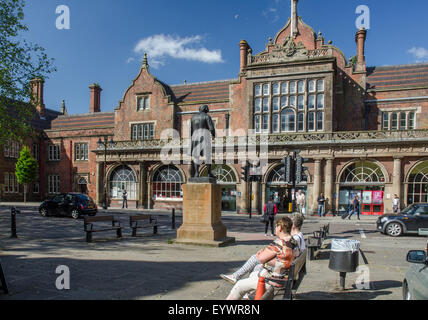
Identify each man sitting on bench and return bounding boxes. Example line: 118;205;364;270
225;217;299;300
220;213;305;285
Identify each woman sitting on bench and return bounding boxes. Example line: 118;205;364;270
221;214;305;286
225;217;299;300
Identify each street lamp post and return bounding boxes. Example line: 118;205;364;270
98;136;114;210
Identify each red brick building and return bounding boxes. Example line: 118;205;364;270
2;1;428;216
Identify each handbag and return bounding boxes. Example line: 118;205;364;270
260;214;269;223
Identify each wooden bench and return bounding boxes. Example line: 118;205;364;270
0;258;8;294
307;224;330;261
130;215;158;237
84;216;123;243
261;249;308;300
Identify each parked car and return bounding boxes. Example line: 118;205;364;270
403;247;428;300
39;193;97;219
376;203;428;237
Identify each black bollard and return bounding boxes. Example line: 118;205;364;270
339;272;346;291
172;209;176;230
11;207;17;239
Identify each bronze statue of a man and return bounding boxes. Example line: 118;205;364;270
189;105;216;178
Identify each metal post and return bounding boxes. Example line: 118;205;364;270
249;179;253;219
11;207;17;238
103;142;107;210
172;208;176;230
339;272;346;290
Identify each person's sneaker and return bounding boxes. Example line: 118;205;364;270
271;233;275;237
220;274;237;284
265;234;268;237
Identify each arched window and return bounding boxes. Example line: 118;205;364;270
201;165;236;184
153;166;183;199
110;166;137;200
267;165;307;186
340;161;385;185
407;162;428;204
267;166;286;185
281;108;295;132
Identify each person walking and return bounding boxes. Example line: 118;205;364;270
348;194;360;220
392;194;400;214
296;190;306;215
122;189;128;209
263;197;278;237
317;193;326;217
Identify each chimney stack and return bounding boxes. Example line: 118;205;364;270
30;78;46;117
239;40;249;74
355;28;367;72
89;83;102;113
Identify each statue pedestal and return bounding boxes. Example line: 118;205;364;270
175;181;235;247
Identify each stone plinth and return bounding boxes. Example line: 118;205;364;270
175;182;235;247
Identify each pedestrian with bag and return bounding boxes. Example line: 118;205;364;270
296;190;306;215
392;194;400;214
348;194;360;220
263;197;278;237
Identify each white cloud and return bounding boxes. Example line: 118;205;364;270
263;7;279;22
234;14;239;20
126;57;135;64
408;47;428;62
133;34;224;68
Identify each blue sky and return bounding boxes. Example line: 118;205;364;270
22;0;428;115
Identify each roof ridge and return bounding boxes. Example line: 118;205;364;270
367;62;428;70
169;79;235;88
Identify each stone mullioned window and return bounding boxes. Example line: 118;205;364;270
253;79;325;134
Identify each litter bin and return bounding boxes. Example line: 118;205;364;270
329;239;360;290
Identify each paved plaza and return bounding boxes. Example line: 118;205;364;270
0;205;426;300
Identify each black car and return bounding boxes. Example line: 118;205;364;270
376;203;428;237
39;193;97;219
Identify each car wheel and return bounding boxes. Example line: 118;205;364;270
40;208;48;217
403;282;412;300
386;222;403;237
71;209;80;220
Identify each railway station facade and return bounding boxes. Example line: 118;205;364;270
2;2;428;215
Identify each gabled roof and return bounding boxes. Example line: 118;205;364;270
168;79;232;104
367;63;428;90
50;112;115;130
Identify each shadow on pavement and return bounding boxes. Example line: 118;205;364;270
296;289;393;300
0;253;243;300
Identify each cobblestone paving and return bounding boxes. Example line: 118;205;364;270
0;207;426;300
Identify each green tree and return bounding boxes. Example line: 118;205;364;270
15;145;38;203
0;0;56;145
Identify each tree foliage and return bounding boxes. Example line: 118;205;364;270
15;145;38;202
0;0;56;145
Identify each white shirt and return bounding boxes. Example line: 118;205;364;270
293;232;306;252
392;198;400;206
296;193;305;205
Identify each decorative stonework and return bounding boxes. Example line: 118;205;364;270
249;35;333;66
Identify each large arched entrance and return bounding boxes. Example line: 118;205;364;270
152;165;184;200
338;161;386;215
406;161;428;204
265;164;307;213
201;165;237;212
109;165;137;201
